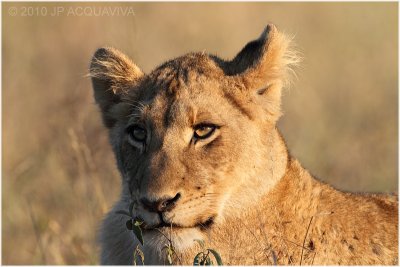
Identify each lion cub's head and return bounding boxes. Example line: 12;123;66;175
90;25;298;249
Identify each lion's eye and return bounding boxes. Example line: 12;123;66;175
127;125;147;143
194;125;216;140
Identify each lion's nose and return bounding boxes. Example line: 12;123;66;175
140;193;181;213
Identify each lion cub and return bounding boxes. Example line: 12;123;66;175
90;24;398;265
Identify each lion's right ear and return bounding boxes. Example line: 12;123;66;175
225;25;300;122
89;47;143;128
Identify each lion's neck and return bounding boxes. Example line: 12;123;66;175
221;155;320;226
231;156;325;227
221;128;289;220
202;158;326;265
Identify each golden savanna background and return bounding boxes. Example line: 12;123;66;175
2;2;397;264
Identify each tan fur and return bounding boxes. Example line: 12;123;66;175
89;24;398;265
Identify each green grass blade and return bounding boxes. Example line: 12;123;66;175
208;249;223;265
132;223;144;245
193;252;203;265
193;239;205;249
129;202;135;217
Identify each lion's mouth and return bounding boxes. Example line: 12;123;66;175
195;216;215;230
143;216;216;231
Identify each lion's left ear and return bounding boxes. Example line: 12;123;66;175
228;24;300;121
89;47;143;128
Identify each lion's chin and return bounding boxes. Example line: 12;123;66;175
143;226;205;254
140;217;214;257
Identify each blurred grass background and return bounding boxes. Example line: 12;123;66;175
2;2;397;264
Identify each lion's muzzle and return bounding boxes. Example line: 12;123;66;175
140;193;181;213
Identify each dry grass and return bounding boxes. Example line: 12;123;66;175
2;2;397;264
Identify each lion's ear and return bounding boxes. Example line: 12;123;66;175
230;24;299;121
89;47;143;128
